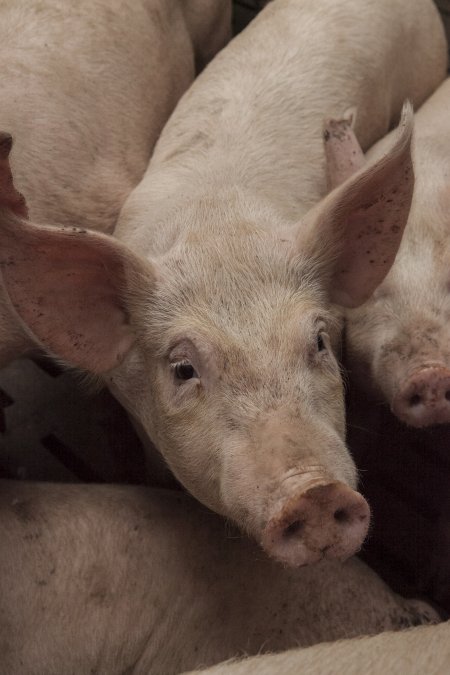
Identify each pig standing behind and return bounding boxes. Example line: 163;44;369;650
0;0;446;565
0;480;438;675
342;79;450;428
0;0;231;364
186;621;450;675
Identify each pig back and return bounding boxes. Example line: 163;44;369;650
0;0;198;233
0;480;438;675
140;0;447;228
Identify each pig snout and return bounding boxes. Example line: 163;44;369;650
391;366;450;428
261;482;370;567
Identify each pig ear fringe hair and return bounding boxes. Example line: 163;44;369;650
68;363;104;396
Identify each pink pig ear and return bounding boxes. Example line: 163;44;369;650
323;108;365;190
298;102;414;308
0;132;28;218
0;210;155;373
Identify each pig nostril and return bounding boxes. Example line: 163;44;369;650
283;520;303;538
409;394;422;407
334;508;349;523
445;391;450;401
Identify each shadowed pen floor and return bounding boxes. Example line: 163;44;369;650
0;0;449;619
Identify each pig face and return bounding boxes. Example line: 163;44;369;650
345;165;450;428
327;115;450;428
0;105;413;566
108;228;353;548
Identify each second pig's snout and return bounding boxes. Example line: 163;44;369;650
392;366;450;428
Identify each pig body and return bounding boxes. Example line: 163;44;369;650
344;79;450;428
0;480;439;675
0;0;231;364
0;0;447;564
186;621;450;675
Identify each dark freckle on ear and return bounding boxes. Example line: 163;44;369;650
369;260;375;264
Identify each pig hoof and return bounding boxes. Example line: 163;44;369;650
262;482;370;567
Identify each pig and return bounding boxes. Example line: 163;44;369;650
0;0;447;566
0;0;232;365
185;621;450;675
331;79;450;428
0;479;439;675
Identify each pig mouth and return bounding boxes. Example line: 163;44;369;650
261;481;370;567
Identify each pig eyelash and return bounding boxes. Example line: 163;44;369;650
314;320;328;352
170;359;199;382
317;332;326;352
313;325;331;362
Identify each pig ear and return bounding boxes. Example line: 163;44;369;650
298;102;414;308
323;108;366;189
0;210;155;373
0;132;28;218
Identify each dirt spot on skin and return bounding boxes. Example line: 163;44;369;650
84;564;111;606
89;584;108;604
11;498;35;524
23;529;42;542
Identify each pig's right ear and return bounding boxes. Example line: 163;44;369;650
297;103;414;308
0;132;28;218
323;109;365;190
0;210;156;373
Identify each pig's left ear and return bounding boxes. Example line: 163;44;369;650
297;102;414;308
0;210;155;373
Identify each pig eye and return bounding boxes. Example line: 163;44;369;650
317;332;326;352
172;360;198;381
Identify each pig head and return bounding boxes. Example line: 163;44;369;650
0;106;414;566
329;84;450;428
